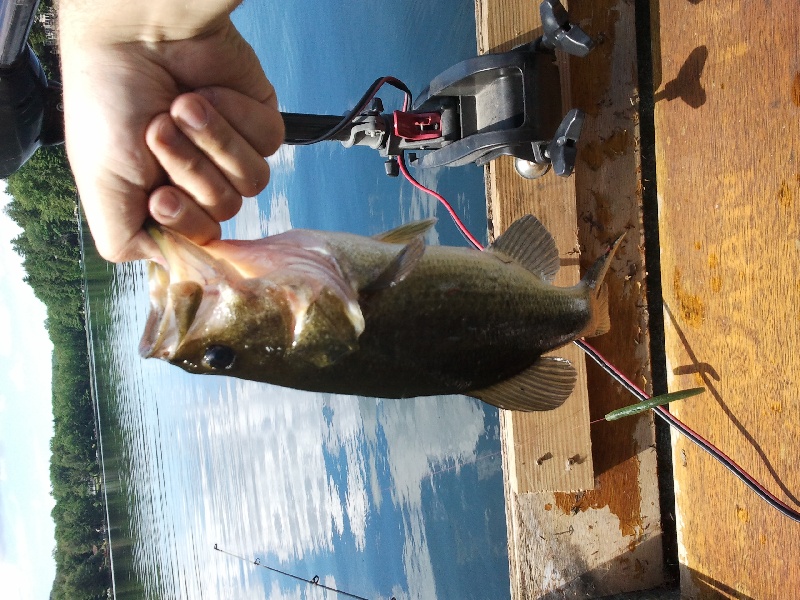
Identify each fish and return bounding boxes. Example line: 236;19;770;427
139;215;623;412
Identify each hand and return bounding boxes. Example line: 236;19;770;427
59;2;285;262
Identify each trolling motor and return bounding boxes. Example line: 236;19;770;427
282;0;594;179
0;0;64;178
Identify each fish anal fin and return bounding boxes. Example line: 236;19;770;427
470;357;576;412
373;219;437;244
488;215;560;282
363;236;425;292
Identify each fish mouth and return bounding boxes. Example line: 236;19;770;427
138;225;236;360
138;224;367;364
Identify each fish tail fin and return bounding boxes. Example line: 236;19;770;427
580;233;624;338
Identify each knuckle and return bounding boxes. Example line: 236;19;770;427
214;191;243;221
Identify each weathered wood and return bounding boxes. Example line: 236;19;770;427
478;0;596;496
652;1;800;598
477;0;665;597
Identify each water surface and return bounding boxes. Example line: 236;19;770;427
86;2;512;598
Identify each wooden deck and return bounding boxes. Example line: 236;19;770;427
478;0;665;597
477;0;800;598
653;1;800;598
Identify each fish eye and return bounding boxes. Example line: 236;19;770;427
202;345;236;370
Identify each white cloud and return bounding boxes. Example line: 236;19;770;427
0;304;11;359
266;189;292;235
232;197;267;240
267;144;296;175
379;396;485;600
0;488;52;600
230;188;292;241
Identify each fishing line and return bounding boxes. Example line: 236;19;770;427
213;544;390;600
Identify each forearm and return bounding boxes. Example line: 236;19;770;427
57;0;245;44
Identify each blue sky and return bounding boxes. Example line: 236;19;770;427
0;184;56;600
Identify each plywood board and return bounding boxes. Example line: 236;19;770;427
651;0;800;597
477;0;666;597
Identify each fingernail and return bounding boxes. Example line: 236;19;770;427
179;98;208;130
196;88;218;107
153;190;182;219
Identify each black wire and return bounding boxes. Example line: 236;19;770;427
285;76;413;146
575;339;800;522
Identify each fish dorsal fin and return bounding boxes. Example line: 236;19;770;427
469;357;576;411
374;219;437;244
488;215;560;282
363;236;425;292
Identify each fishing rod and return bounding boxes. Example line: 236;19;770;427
213;544;393;600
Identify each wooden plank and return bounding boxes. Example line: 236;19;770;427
477;0;666;597
652;1;800;598
479;0;596;496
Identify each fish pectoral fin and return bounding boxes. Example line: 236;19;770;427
373;219;437;244
469;357;577;411
288;289;361;368
362;236;425;292
487;215;560;282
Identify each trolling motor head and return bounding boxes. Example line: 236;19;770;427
282;0;595;180
0;0;64;178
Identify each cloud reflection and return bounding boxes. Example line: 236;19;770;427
176;379;486;599
102;182;492;599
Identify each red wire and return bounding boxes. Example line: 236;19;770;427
578;339;800;520
396;152;484;251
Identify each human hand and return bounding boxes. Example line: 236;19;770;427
59;2;285;262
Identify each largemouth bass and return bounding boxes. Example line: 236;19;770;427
140;216;622;412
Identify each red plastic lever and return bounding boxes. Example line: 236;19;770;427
393;111;442;141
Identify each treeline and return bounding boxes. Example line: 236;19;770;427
6;147;110;600
4;5;111;598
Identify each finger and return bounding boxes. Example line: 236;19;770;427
194;87;285;157
148;185;222;245
146;112;245;222
171;94;272;198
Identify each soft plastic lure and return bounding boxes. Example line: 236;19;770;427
603;387;705;421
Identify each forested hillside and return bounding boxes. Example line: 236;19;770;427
3;2;111;597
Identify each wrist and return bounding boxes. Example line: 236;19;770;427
57;0;243;45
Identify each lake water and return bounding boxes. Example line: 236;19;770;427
84;1;512;598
